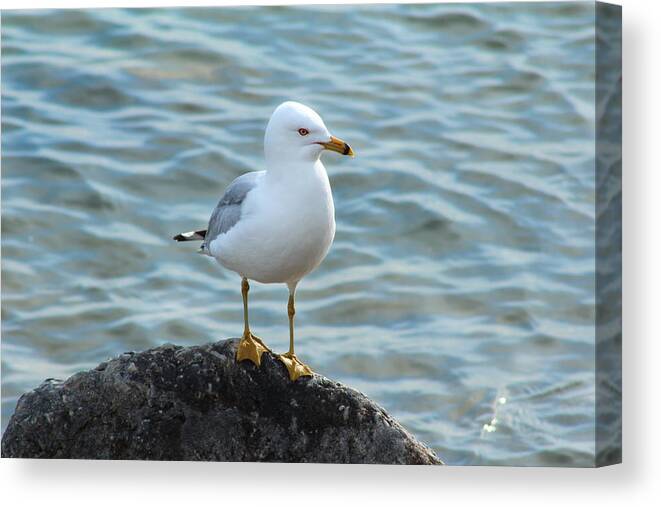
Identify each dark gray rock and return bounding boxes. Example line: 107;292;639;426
2;339;442;464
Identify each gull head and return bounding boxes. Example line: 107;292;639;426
264;101;354;166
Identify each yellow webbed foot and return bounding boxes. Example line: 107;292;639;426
236;332;270;367
277;352;313;381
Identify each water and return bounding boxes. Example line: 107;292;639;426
1;3;608;466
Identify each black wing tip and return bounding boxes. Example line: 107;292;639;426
173;230;207;242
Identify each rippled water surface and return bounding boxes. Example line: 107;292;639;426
2;3;608;465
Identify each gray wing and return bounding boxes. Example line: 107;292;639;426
203;171;264;252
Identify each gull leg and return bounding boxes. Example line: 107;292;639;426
278;290;313;381
236;277;270;366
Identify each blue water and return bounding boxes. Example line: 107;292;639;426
2;3;609;465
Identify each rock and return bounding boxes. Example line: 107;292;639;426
1;338;442;464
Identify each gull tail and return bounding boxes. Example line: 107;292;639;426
173;229;207;242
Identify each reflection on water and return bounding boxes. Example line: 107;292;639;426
2;3;609;466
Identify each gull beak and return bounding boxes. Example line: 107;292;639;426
320;136;355;157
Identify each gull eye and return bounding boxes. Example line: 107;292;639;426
298;128;309;136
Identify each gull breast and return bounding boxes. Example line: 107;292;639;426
211;167;336;284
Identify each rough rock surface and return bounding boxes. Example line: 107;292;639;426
2;338;442;464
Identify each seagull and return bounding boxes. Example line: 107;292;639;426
174;101;354;381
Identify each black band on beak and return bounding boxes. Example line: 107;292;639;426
321;136;355;157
